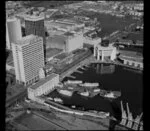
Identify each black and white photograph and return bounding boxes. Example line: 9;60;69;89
5;1;143;130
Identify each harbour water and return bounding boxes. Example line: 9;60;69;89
48;63;143;120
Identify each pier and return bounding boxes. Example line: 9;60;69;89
60;55;93;81
67;74;76;79
74;69;83;74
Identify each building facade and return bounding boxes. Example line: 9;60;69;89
94;44;117;61
28;73;59;101
25;14;46;45
6;18;22;49
12;34;45;86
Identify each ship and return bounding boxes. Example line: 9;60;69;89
64;80;83;85
104;92;117;99
53;98;63;104
100;90;121;99
93;88;101;92
88;110;110;118
58;90;73;97
79;82;99;87
79;91;89;97
47;97;53;101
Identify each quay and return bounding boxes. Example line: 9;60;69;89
59;55;93;81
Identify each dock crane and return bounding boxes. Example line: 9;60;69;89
126;103;133;129
132;112;143;130
139;121;143;130
120;101;127;126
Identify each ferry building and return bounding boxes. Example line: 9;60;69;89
93;42;117;61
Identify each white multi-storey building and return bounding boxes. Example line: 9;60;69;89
28;73;59;101
94;43;117;61
12;34;45;86
6;18;22;50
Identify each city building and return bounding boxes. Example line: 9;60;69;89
6;18;22;49
46;32;83;53
12;34;45;86
119;50;143;69
28;73;59;101
94;43;117;61
24;13;45;45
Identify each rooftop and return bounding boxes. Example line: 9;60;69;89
29;73;58;90
97;44;116;50
15;35;40;46
54;52;69;60
24;13;44;21
46;48;63;59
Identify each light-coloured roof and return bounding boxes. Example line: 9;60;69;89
14;35;40;46
30;73;59;90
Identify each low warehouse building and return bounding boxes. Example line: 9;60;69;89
28;73;59;101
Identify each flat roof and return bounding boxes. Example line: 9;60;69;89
119;50;143;58
30;73;58;90
15;34;36;46
46;48;62;59
54;52;68;60
97;44;116;50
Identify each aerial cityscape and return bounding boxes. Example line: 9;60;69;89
6;1;143;130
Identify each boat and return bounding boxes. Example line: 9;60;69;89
104;92;117;99
112;91;121;97
64;80;83;85
79;82;99;87
67;87;74;90
93;88;101;92
97;112;110;118
58;90;73;97
88;110;110;118
71;105;76;108
99;89;107;96
53;98;63;104
79;91;89;97
47;97;53;101
57;82;63;88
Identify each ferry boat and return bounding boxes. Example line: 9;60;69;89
58;89;73;97
54;98;63;104
79;91;89;97
64;80;83;85
89;91;100;98
79;82;99;87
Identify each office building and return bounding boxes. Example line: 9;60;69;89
6;18;22;49
28;73;59;101
24;13;45;44
12;34;45;86
46;32;83;53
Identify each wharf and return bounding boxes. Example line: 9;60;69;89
60;55;93;81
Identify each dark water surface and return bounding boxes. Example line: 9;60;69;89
49;63;143;120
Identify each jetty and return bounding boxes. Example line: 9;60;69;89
74;69;83;74
67;74;76;79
